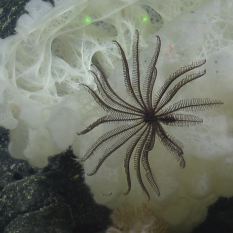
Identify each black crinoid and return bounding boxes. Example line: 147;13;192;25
78;30;223;201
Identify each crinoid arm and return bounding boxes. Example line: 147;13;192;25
133;124;151;200
158;114;203;127
155;69;207;113
80;121;144;162
123;125;148;196
87;122;146;176
131;30;145;109
141;125;160;198
157;98;224;116
143;35;161;109
153;60;206;112
89;64;143;114
156;122;185;168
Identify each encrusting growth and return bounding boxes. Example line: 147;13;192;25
106;203;169;233
78;30;223;201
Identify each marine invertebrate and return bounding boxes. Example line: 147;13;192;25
106;203;169;233
78;30;223;200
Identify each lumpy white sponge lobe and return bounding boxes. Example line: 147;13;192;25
0;0;233;232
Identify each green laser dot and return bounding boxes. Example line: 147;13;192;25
85;17;91;23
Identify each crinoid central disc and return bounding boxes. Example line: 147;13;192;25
144;112;156;123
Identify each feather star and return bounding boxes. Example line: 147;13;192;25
78;30;223;201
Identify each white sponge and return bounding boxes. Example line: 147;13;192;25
24;0;53;20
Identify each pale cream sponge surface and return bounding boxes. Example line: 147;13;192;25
0;0;233;232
